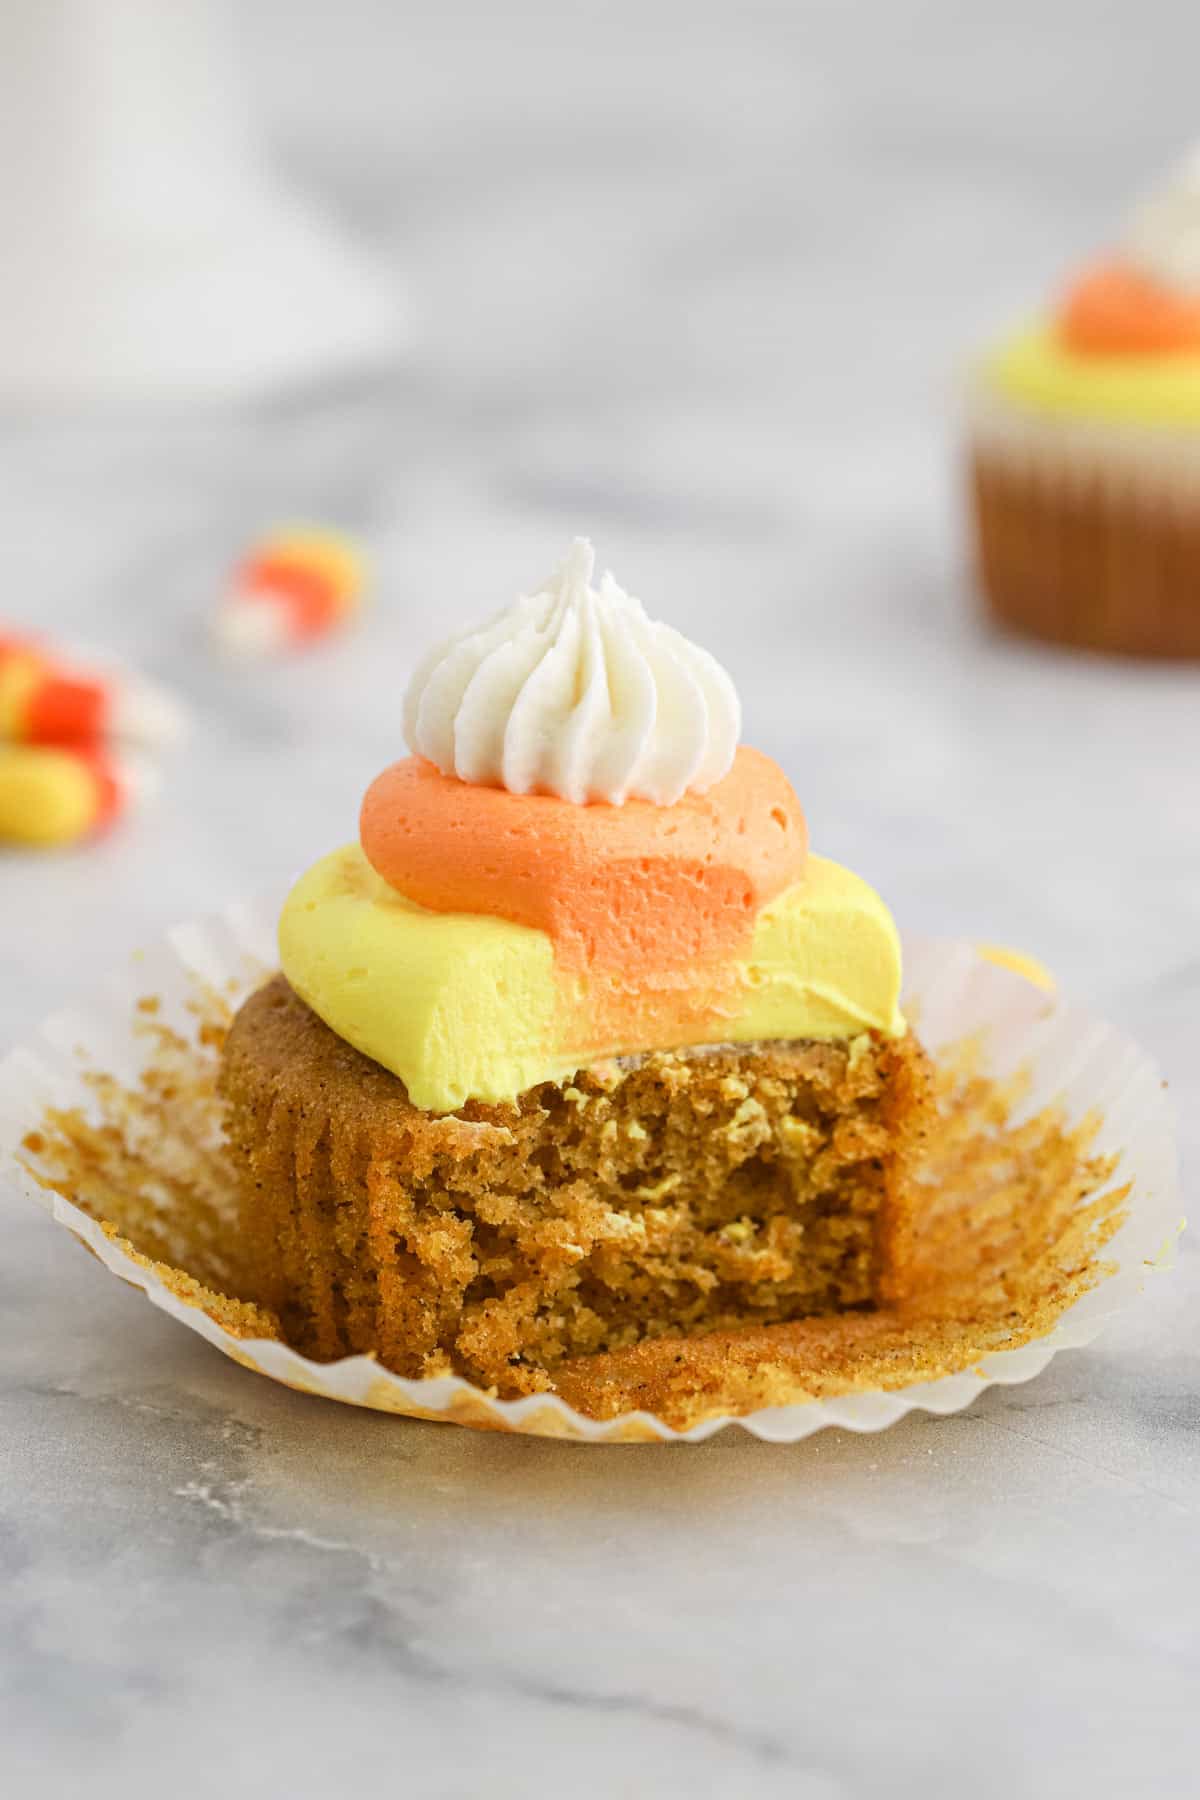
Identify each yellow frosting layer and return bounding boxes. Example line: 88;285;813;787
985;323;1200;425
279;845;905;1113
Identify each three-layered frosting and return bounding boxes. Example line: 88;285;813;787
279;543;904;1112
986;142;1200;425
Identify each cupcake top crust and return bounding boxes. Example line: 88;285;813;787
279;543;904;1111
983;143;1200;425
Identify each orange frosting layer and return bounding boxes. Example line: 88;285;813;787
359;747;807;974
1058;261;1200;354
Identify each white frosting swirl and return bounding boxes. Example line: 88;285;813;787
1124;141;1200;292
402;539;741;805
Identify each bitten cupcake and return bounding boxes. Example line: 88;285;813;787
218;541;931;1399
969;143;1200;658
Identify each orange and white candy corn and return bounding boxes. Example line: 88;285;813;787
0;744;157;847
0;634;185;750
214;528;366;657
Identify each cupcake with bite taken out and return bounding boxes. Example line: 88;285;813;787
219;540;931;1399
969;142;1200;658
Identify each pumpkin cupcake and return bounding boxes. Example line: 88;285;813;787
218;541;931;1397
969;142;1200;658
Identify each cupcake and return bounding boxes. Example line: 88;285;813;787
219;540;931;1396
969;142;1200;658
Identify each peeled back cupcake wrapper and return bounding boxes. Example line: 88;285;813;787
0;894;1180;1443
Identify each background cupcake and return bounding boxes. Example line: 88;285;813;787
969;141;1200;658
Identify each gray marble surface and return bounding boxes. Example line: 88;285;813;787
2;4;1198;1795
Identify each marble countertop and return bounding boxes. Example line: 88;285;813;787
2;4;1198;1795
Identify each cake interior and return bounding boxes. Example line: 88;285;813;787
219;976;929;1396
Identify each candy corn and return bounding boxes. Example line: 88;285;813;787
0;744;155;847
0;630;179;849
0;635;185;750
214;528;366;657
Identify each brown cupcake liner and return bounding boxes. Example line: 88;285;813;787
968;388;1200;659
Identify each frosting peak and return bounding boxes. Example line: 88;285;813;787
1125;141;1200;293
402;539;741;806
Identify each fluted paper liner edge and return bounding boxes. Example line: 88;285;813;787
0;891;1181;1443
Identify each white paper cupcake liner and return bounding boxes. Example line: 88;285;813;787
965;375;1200;498
0;893;1182;1443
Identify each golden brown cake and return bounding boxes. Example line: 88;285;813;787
220;975;930;1394
219;540;931;1396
